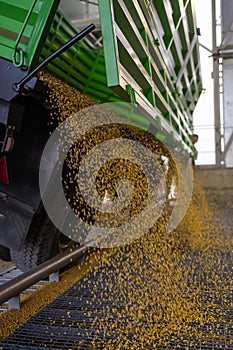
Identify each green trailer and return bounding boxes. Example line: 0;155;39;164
0;0;202;270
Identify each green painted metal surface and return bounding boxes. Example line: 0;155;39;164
0;0;60;67
98;0;202;153
40;11;119;103
0;0;202;153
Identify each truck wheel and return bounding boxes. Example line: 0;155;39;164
10;206;59;272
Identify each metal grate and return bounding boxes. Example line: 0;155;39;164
1;210;233;349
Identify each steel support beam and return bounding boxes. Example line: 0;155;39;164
212;0;222;166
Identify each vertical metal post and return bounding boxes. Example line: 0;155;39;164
212;0;222;166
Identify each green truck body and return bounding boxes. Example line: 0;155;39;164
0;0;202;270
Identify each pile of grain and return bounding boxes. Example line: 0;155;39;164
85;175;233;348
40;73;233;347
1;73;232;349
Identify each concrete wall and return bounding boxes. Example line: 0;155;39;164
196;166;233;205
